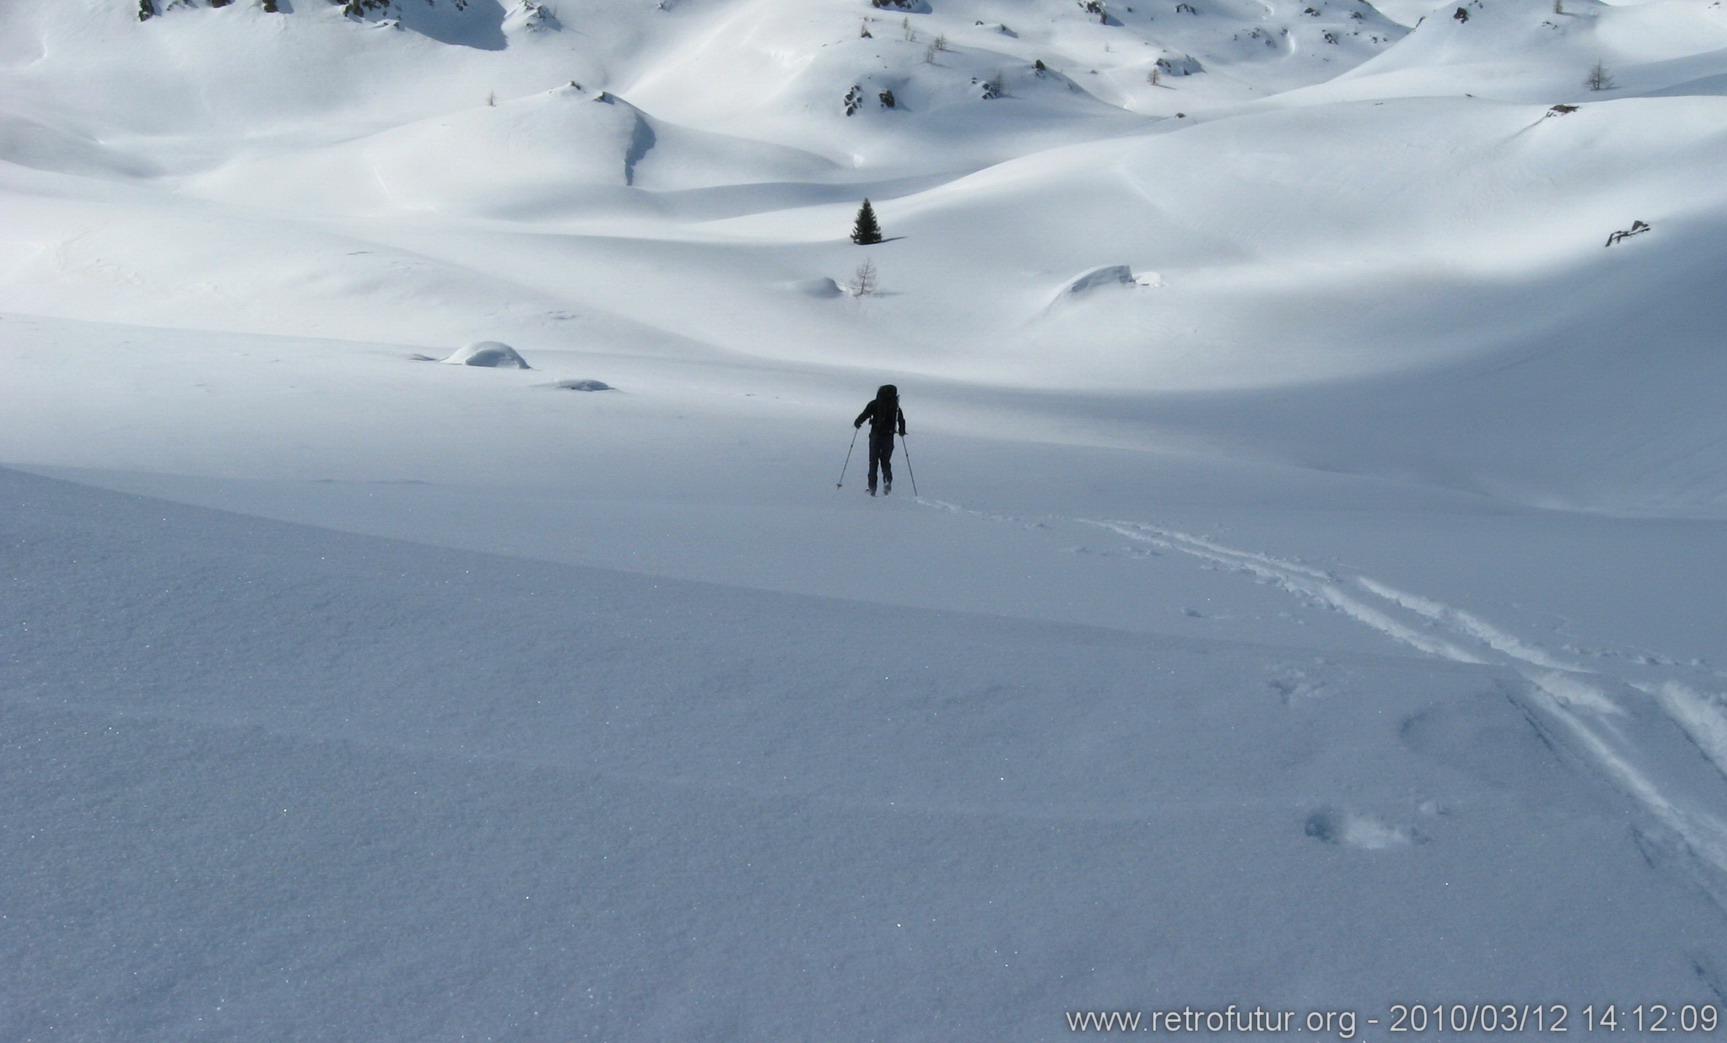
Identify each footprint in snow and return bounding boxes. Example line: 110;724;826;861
1267;659;1340;704
1304;808;1420;851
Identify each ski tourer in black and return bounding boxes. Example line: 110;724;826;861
853;384;906;496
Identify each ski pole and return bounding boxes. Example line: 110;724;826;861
837;426;860;488
900;434;918;498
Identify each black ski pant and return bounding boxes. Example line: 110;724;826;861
868;430;896;490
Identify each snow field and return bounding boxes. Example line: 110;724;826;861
7;0;1727;1034
8;464;1727;1040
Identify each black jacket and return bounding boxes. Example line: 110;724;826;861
855;400;905;437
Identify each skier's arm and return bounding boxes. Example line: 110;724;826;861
854;404;872;429
897;408;906;436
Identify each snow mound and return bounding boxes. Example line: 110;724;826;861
1062;265;1139;296
441;341;530;369
782;277;843;299
1045;265;1158;309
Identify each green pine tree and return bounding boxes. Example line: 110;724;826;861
851;199;883;245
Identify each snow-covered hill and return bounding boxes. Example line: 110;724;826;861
6;0;1727;1037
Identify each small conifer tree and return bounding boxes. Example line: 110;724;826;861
851;199;883;245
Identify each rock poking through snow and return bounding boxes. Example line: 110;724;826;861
442;341;531;369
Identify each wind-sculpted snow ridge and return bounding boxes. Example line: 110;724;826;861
1085;516;1727;905
2;0;1408;163
1329;0;1727;103
189;84;840;217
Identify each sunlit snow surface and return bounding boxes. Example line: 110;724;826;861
5;0;1727;1036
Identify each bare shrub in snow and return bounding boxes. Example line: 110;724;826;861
849;258;879;297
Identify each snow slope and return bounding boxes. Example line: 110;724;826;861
11;462;1727;1039
6;0;1727;1036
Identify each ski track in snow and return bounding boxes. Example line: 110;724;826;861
921;497;1727;903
